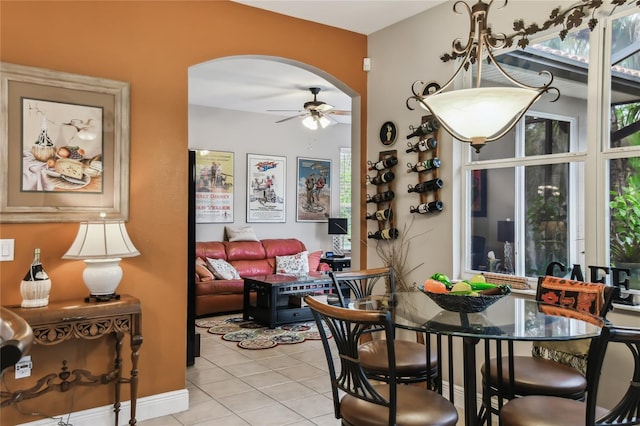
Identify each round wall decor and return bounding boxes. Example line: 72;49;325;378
380;121;397;146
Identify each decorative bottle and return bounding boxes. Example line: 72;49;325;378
366;208;393;221
407;178;444;193
20;248;52;308
406;119;440;139
367;156;398;171
406;137;437;153
367;171;395;185
407;158;441;173
366;191;395;204
410;201;444;214
368;228;400;240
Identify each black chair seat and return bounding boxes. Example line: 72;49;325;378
482;355;587;397
359;339;437;377
500;395;608;426
341;383;458;426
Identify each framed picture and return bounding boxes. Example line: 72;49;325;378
472;169;487;217
296;157;331;222
1;62;130;223
195;150;234;223
246;153;286;223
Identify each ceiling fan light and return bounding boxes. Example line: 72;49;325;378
318;115;331;128
302;115;319;130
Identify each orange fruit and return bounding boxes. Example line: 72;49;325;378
423;278;448;294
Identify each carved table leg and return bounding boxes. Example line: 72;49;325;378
114;331;124;426
129;333;143;425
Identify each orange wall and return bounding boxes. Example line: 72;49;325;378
0;1;366;422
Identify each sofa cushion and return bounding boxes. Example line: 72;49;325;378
196;262;215;281
225;225;259;242
262;238;306;258
195;279;244;296
308;250;322;271
207;258;241;280
225;241;266;261
231;259;274;277
276;251;310;275
196;241;227;261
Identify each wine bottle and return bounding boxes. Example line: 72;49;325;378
366;208;393;221
407;158;441;173
407;178;444;193
367;171;395;185
368;228;400;240
20;248;52;308
367;156;398;171
406;137;437;153
410;200;444;214
406;118;440;139
366;190;395;204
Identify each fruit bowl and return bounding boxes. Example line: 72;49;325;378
419;285;511;313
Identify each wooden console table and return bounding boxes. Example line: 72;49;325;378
1;295;142;426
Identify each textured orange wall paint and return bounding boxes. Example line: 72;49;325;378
0;1;366;422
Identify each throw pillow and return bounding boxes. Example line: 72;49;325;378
307;250;322;271
196;263;215;281
276;251;309;275
225;225;259;242
206;258;241;280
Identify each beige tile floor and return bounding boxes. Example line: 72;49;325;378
139;315;464;426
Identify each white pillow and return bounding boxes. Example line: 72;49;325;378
225;225;259;242
276;251;309;275
206;258;241;280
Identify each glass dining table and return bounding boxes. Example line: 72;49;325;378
352;291;605;426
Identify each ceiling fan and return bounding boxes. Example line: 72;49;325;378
270;87;350;129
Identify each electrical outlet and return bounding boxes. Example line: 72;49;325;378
15;355;32;379
0;239;14;261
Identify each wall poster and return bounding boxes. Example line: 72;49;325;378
296;157;331;222
195;150;234;223
246;153;286;223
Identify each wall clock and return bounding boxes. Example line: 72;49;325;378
379;121;397;146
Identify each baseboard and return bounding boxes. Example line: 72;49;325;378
17;388;189;426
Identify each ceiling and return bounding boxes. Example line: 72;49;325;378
189;1;446;125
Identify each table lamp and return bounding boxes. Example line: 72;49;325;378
497;219;515;274
63;215;140;301
328;218;348;257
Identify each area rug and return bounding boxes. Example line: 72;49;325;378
196;317;331;350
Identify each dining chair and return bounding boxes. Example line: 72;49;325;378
329;267;439;387
304;295;459;426
499;323;640;426
480;276;618;420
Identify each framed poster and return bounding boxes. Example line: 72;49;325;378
246;153;286;223
195;150;234;223
472;169;487;217
1;62;130;222
296;157;331;222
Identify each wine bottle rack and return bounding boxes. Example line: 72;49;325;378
366;149;399;240
408;115;443;216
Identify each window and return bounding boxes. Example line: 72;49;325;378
339;147;352;251
462;10;640;283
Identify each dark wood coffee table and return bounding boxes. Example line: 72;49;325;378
243;273;340;328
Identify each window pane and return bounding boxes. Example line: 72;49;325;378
525;164;569;276
609;12;640;149
609;156;640;290
339;148;352;250
525;116;570;155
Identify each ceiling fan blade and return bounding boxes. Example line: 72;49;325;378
315;103;334;112
267;109;305;112
275;113;308;123
327;110;351;116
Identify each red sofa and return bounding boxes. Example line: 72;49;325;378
194;238;327;317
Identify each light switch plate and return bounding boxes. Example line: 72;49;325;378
0;239;14;261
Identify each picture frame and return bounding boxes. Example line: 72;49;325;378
296;157;331;222
195;150;234;223
471;169;487;217
1;62;130;223
246;153;286;223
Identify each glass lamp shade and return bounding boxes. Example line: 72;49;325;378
302;114;330;130
422;87;542;151
63;221;140;296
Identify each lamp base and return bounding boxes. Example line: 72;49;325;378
332;235;344;257
83;258;123;297
85;293;121;303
